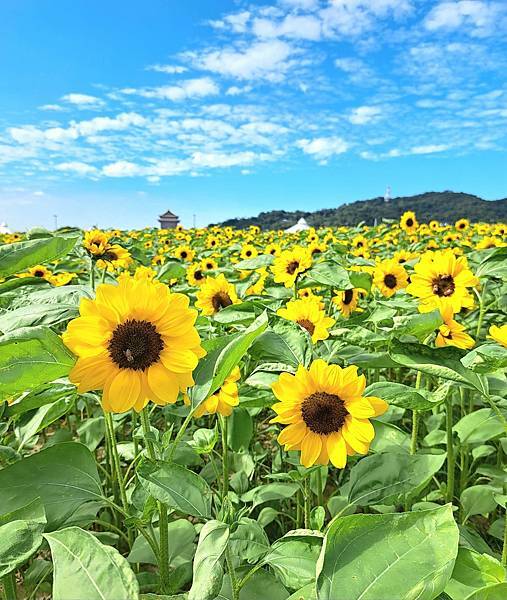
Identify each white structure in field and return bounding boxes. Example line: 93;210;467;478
0;222;11;234
384;186;392;203
285;217;310;232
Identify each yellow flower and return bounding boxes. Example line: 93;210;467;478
195;273;239;315
84;230;111;256
175;245;195;262
187;263;207;286
373;258;408;298
434;302;474;349
455;218;470;232
246;268;268;295
333;288;362;317
193;367;241;417
277;297;335;343
400;211;418;234
50;272;77;286
201;258;218;271
96;244;132;272
265;243;281;257
406;249;479;314
63;278;205;413
240;244;258;260
488;325;507;348
17;264;53;281
351;235;368;251
271;247;312;288
271;360;387;468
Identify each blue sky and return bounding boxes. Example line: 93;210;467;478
1;0;506;230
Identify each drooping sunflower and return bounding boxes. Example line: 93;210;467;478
435;302;474;349
400;211;418;234
175;245;195;262
195;273;239;315
271;247;312;288
63;278;205;413
96;244;132;272
277;297;335;343
333;288;362;317
193;366;241;417
488;325;507;348
83;229;111;256
406;249;479;313
271;360;387;468
373;258;408;298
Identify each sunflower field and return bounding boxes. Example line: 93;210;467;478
0;213;506;600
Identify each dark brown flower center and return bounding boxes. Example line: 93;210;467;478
180;251;188;259
286;260;299;275
34;270;45;277
432;275;455;297
406;218;414;227
301;392;348;435
343;289;354;305
384;274;397;289
102;250;118;261
246;250;252;257
297;319;315;335
212;291;232;311
108;319;164;371
194;269;204;280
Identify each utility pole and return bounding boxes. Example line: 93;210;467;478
53;214;58;230
192;214;196;229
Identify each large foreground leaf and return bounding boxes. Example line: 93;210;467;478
317;505;459;600
0;442;102;530
45;527;139;600
188;520;229;600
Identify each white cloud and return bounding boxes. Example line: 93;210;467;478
225;85;253;96
410;144;449;154
56;161;98;175
147;64;188;74
122;77;219;101
39;104;65;111
425;1;506;37
349;105;383;124
188;40;295;82
210;11;251;33
296;136;349;161
253;14;322;40
61;93;104;107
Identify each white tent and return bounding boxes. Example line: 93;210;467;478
0;222;11;234
285;217;310;233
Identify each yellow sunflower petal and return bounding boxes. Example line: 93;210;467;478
327;432;347;468
300;431;322;468
147;363;180;404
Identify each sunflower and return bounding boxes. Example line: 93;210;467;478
351;235;368;251
373;258;408;298
488;325;507;348
84;229;111;256
63;278;205;413
152;254;166;266
393;249;416;265
434;302;474;349
187;263;207;287
309;241;327;256
476;236;504;250
240;244;258;260
193;367;241;417
96;244;132;272
17;264;53;281
277;297;335;343
206;236;220;249
195;273;239;315
271;360;387;468
333;288;362;317
201;258;218;271
455;218;469;232
429;220;440;231
400;211;418;234
271;247;312;288
50;272;77;287
265;243;281;256
406;249;479;313
175;245;195;262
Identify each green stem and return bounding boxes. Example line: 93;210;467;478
474;282;487;340
445;397;455;503
225;545;239;600
2;573;16;600
316;468;324;506
410;371;423;455
89;257;95;290
220;415;229;500
140;408;170;593
167;406;197;462
236;563;264;595
104;412;129;512
502;509;507;566
303;476;311;528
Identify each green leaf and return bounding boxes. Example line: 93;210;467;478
189;312;268;408
127;520;196;566
460;486;498;521
454;409;505;444
188;520;229;600
0;235;79;278
241;483;300;509
462;344;507;373
365;381;438;411
228;518;270;567
0;304;78;333
0;498;46;577
157;261;186;282
464;583;507;600
305;261;351;289
389;340;487;394
250;316;312;368
0;442;103;530
228;407;253;451
45;527;139;600
450;548;505;594
235;254;274;270
263;530;323;590
317;505;459;600
392;310;443;341
348;452;446;507
476;247;507;279
0;326;75;401
6;382;77;416
138;460;212;518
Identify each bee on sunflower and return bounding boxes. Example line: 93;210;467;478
192;367;241;417
406;249;479;313
271;247;312;288
373;258;408;298
271;360;387;468
63;277;205;413
489;325;507;348
195;273;239;315
333;288;363;317
277;297;335;343
400;211;418;234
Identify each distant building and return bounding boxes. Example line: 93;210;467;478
0;222;11;234
158;210;180;229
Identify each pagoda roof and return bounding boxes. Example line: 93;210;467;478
158;210;179;219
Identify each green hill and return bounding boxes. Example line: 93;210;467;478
213;191;507;230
